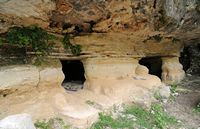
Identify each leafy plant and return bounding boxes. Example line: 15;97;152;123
34;118;70;129
150;104;177;129
170;84;177;94
154;91;163;102
34;120;50;129
193;102;200;113
91;112;134;129
1;25;56;64
7;26;55;55
70;45;82;55
62;34;71;50
92;104;179;129
168;84;178;100
124;105;151;128
62;34;82;56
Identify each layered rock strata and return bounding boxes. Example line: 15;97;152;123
0;0;198;128
0;59;165;128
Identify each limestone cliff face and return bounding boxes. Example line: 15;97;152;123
50;0;200;36
0;0;199;66
0;0;199;43
0;1;193;124
0;0;55;33
0;0;198;75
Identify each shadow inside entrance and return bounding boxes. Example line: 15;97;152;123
139;57;162;78
60;60;85;91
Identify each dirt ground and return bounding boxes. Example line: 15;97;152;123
164;75;200;129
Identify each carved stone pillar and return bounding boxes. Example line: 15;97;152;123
161;57;185;84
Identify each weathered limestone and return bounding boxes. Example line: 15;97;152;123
0;65;39;90
83;57;138;80
72;33;182;58
83;58;137;100
0;114;36;129
0;56;182;128
132;75;162;90
0;64;64;91
39;67;64;87
83;57;162;100
53;92;100;127
0;57;170;128
0;0;55;33
158;86;171;99
135;64;149;76
162;57;185;84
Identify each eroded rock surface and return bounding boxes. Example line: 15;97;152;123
0;0;199;128
0;0;55;33
0;113;36;129
0;0;199;43
162;57;185;84
0;65;64;94
0;58;165;128
0;65;39;90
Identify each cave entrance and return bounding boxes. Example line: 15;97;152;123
60;60;85;91
179;46;191;72
139;57;162;78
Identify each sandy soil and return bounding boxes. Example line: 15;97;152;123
164;75;200;129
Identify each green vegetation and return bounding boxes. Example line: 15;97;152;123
91;112;134;129
6;26;55;55
169;84;178;100
0;25;83;66
34;104;179;129
154;91;163;102
62;34;82;56
193;102;200;113
0;25;82;65
0;25;57;64
34;118;70;129
170;84;177;94
91;104;178;129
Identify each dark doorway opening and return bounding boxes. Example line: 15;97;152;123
139;57;162;78
60;60;85;91
179;47;191;72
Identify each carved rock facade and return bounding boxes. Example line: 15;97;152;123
0;0;199;128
